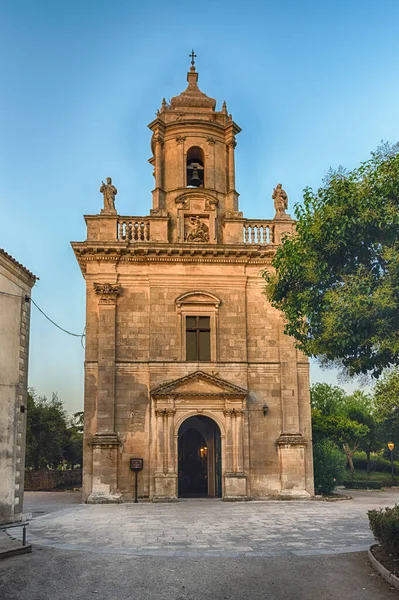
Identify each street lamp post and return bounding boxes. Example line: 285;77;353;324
387;442;395;484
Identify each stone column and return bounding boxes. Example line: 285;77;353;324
176;136;186;187
226;139;239;212
207;137;216;189
153;408;177;501
223;409;234;473
223;408;247;500
236;410;244;473
155;409;164;473
152;135;165;211
87;283;122;504
167;409;176;473
227;139;236;192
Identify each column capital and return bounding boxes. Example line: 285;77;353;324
94;283;122;305
223;408;243;417
154;134;164;146
155;408;176;417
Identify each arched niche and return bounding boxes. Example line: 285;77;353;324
186;146;205;188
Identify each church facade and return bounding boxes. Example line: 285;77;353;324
72;59;314;503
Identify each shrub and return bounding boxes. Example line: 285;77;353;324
353;452;399;473
343;480;382;489
313;439;346;495
368;504;399;555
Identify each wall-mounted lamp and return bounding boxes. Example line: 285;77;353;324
263;404;269;416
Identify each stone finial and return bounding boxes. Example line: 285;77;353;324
272;184;290;219
100;177;117;214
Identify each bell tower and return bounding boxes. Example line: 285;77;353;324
148;52;241;243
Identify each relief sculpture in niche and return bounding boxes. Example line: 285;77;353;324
185;215;210;242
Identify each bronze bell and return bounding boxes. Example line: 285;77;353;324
188;169;201;186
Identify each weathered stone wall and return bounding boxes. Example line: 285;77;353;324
0;251;35;523
24;470;82;491
80;258;313;501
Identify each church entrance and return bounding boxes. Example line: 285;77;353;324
178;416;222;498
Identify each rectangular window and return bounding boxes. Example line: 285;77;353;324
186;316;211;361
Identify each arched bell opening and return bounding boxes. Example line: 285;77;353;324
186;146;205;188
178;415;222;498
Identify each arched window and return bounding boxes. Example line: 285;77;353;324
186;146;204;188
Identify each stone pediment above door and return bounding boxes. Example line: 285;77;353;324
150;370;248;399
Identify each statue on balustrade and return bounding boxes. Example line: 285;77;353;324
272;183;288;218
100;177;117;214
186;215;210;242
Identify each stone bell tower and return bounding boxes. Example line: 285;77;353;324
148;53;241;245
72;53;314;504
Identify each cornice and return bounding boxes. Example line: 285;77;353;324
71;243;275;274
0;248;38;286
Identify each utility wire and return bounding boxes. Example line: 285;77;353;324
0;290;85;342
29;298;83;338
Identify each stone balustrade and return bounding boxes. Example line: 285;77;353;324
243;221;275;244
117;218;150;242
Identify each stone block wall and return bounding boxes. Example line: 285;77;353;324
0;250;36;523
24;470;82;491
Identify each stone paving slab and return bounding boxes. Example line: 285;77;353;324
10;488;399;558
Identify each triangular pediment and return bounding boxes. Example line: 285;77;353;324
151;370;248;398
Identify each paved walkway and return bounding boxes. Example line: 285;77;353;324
2;490;399;600
13;488;399;558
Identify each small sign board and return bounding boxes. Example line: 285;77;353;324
130;458;143;471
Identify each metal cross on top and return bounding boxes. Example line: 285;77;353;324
189;49;197;67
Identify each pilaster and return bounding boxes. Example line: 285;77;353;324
223;408;247;500
87;283;122;504
153;407;178;501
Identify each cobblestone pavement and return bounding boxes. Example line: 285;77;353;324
11;488;399;558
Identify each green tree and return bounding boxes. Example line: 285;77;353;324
312;409;369;475
64;412;84;469
310;382;347;416
313;439;346;495
264;143;399;378
343;390;379;475
374;368;399;450
26;389;69;470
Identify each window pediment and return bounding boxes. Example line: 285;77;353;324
176;290;221;309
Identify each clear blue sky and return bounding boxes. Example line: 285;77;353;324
1;0;398;414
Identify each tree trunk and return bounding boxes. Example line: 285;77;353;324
343;444;355;478
366;447;371;478
347;454;355;477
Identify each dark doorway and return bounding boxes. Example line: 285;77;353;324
178;416;222;498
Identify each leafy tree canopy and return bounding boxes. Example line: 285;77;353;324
310;382;347;416
26;389;83;470
374;368;399;447
264;143;399;378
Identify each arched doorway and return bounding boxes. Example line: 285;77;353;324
178;416;222;498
